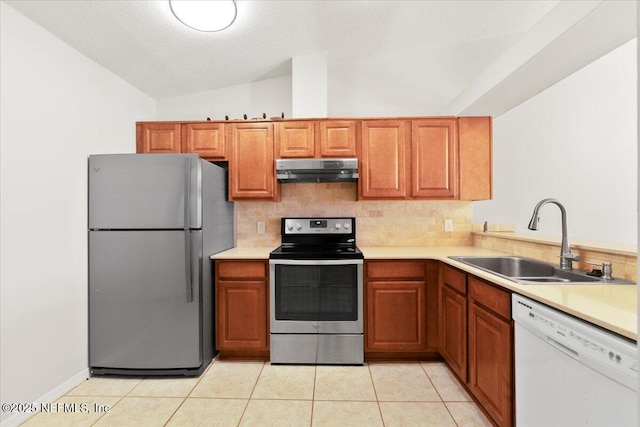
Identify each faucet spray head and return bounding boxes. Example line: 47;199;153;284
527;214;539;230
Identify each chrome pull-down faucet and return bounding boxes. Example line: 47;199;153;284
527;198;580;270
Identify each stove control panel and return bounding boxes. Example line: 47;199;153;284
284;218;354;234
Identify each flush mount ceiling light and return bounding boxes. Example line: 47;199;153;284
169;0;237;32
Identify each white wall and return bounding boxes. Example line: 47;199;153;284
473;38;638;245
0;3;155;425
156;75;292;121
292;52;328;117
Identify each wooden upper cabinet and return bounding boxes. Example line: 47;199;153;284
228;122;277;200
320;120;357;157
135;116;491;201
360;120;409;199
182;122;226;160
459;117;492;201
276;120;357;158
411;119;458;199
276;121;315;158
136;123;181;154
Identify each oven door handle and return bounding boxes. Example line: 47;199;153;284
269;259;363;266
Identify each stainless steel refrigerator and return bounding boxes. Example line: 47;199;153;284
88;154;234;376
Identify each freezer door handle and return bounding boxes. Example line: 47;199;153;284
184;157;193;303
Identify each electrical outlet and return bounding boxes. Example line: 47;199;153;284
257;221;265;234
444;219;453;232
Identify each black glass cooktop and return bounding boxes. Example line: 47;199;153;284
269;244;364;260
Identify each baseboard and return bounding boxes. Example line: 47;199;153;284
1;368;90;427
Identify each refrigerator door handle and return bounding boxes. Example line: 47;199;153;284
184;157;193;303
185;231;193;302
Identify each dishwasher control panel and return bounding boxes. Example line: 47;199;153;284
513;295;638;391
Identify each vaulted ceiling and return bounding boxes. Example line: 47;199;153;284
5;0;636;116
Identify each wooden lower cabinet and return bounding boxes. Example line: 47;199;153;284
440;264;514;427
367;280;427;351
215;260;269;356
440;282;468;380
468;277;513;427
365;260;439;358
439;264;467;380
212;257;513;425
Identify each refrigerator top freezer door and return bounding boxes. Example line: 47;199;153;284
89;154;202;230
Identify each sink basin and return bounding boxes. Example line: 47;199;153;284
448;256;631;285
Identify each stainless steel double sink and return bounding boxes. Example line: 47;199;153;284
449;256;633;285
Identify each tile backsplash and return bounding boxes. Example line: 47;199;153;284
236;183;473;247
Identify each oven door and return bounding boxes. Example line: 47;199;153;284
269;259;363;334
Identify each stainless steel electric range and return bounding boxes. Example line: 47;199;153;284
269;217;364;365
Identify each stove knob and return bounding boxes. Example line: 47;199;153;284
287;222;294;231
335;223;341;229
295;222;302;230
344;222;350;229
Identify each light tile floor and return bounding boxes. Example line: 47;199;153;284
21;360;492;426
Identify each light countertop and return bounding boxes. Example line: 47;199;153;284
211;247;275;259
212;246;637;340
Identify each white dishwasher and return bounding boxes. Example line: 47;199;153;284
512;294;638;427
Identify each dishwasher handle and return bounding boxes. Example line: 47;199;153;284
547;335;579;360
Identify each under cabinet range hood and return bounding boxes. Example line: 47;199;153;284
276;158;358;183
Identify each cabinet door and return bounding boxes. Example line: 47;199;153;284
440;284;467;380
229;123;277;200
320;120;357;157
366;281;427;351
182;123;226;160
468;301;513;427
360;120;408;198
136;123;181;154
459;117;492;201
411;119;458;199
216;280;268;351
276;121;315;158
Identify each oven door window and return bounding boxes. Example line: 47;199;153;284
274;264;358;321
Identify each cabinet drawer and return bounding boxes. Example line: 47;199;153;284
441;264;467;294
468;276;511;320
216;260;268;280
366;261;425;280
